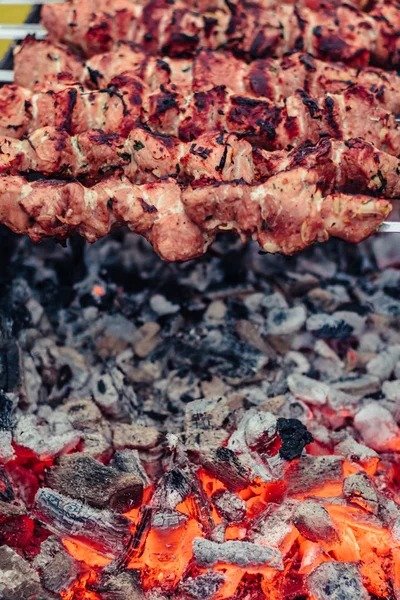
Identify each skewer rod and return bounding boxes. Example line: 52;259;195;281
378;221;400;233
0;24;46;39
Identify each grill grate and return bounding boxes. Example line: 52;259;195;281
0;1;399;233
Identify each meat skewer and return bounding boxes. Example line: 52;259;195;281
14;40;400;117
1;76;400;157
41;0;400;66
0;169;391;260
1;126;400;201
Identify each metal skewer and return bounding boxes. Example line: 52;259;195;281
0;9;399;234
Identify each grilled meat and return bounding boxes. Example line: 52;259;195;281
1;76;399;157
14;41;400;117
0;128;254;183
0;169;390;259
1;125;399;201
41;0;400;66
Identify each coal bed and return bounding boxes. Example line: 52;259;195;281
0;227;399;600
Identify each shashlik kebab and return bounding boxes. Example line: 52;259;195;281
1;76;399;157
41;0;400;66
14;40;400;117
1;126;400;202
0;169;390;260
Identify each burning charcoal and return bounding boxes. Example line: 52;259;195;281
46;454;143;512
151;509;188;531
185;396;229;451
244;411;279;455
179;571;225;600
201;447;251;491
0;501;34;548
266;306;307;336
153;469;191;510
0;545;53;600
13;413;81;459
307;562;369;600
306;314;353;339
212;489;247;524
287;374;329;406
193;538;283;570
276;418;314;461
293;501;339;543
252;500;297;548
0;341;21;392
111;449;151;487
92;571;144;600
33;488;131;557
342;472;378;514
0;468;14;501
285;455;343;495
334;434;379;470
354;403;400;451
33;536;80;594
113;423;160;450
283;351;310;374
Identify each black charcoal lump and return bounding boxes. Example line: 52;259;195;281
276;417;314;461
307;562;369;600
193;538;283;569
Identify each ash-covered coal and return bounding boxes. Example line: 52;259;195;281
0;229;399;599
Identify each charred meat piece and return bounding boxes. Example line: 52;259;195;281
0;170;390;260
2;79;399;157
41;0;400;66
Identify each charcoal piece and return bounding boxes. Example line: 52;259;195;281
153;469;192;510
287;374;329;406
111;449;151;487
285;455;344;495
276;418;314;461
0;501;33;547
14;413;81;459
354;402;400;452
293;501;339;543
334;434;379;469
0;429;14;461
46;454;143;512
306;314;353;339
252;500;297;548
342;472;378;514
307;562;369;600
33;536;80;594
151;509;188;531
185;396;230;451
243;411;279;456
0;391;13;431
92;368;138;420
266;306;307;335
192;538;283;569
0;545;53;600
179;571;225;600
92;571;144;600
201;447;251;491
113;423;160;451
33;488;131;557
0;466;14;501
62;398;103;429
0;340;21;392
212;489;247;524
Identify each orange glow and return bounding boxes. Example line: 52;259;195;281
48;441;399;600
62;539;111;568
92;285;105;296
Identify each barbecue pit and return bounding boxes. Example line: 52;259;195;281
0;1;400;598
